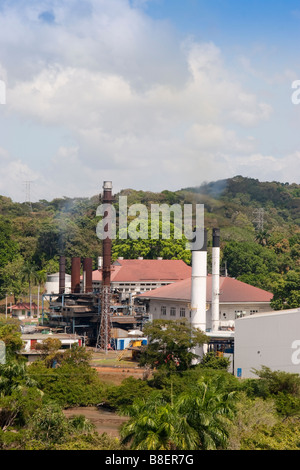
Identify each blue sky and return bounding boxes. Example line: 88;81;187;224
0;0;300;202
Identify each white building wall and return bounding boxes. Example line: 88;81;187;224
234;309;300;378
148;299;191;321
45;273;71;294
148;299;272;330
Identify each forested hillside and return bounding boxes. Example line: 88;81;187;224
0;175;299;309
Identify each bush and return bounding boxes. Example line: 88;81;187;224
105;377;153;411
200;351;231;370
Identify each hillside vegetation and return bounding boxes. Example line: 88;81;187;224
0;175;299;309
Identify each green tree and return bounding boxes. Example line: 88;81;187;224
0;218;20;299
255;229;270;246
112;217;191;264
21;261;39;317
0;318;23;360
0;256;25;303
28;346;105;407
271;271;300;310
252;366;300;396
200;351;231;370
27;402;71;447
0;361;38;396
121;393;199;450
139;319;208;371
175;376;237;450
105;376;153;412
223;241;278;281
227;393;277;450
121;376;237;450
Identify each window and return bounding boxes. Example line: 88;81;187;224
170;307;176;317
250;309;258;315
161;306;166;316
235;310;245;319
180;308;186;317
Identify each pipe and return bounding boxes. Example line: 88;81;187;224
211;228;220;332
59;255;66;294
71;257;81;293
83;257;93;293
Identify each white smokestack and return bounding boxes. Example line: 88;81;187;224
191;228;207;333
190;228;207;363
211;228;220;332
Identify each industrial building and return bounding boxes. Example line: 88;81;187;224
234;308;300;378
138;275;273;330
21;332;82;362
83;258;192;298
42;182;151;349
45;272;72;295
40;181;297;380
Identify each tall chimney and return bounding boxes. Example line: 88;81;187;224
190;228;207;333
71;257;81;293
59;255;66;294
102;181;113;288
97;181;113;351
83;257;93;293
211;228;220;332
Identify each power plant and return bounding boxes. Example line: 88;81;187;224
41;180;231;362
36;180;300;379
43;181;147;349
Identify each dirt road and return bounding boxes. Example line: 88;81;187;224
63;406;128;437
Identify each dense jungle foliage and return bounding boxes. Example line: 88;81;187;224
0;175;299;309
1;317;300;450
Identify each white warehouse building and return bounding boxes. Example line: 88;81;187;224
234;308;300;378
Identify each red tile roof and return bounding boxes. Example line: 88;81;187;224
11;302;39;310
138;275;273;303
90;259;192;283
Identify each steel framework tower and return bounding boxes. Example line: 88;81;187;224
96;181;113;351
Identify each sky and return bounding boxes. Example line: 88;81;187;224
0;0;300;202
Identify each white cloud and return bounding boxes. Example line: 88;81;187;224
0;0;297;201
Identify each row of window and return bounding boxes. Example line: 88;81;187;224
234;309;259;319
161;306;186;317
117;282;168;287
161;307;260;320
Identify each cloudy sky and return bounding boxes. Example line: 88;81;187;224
0;0;300;202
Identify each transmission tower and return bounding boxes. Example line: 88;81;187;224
24;180;33;211
253;208;264;231
96;181;114;352
96;285;113;351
